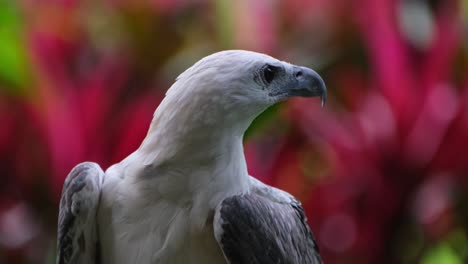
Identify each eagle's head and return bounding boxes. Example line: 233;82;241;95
167;50;326;122
142;50;326;164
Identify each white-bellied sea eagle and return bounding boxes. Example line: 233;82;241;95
57;50;326;264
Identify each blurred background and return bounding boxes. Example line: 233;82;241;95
0;0;467;263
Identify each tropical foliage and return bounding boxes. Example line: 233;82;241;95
0;0;467;263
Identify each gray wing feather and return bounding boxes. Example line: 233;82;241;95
57;162;104;264
213;182;322;264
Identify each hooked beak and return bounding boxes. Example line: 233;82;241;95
288;66;327;107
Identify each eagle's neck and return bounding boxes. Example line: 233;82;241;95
139;128;249;177
129;95;252;197
136;90;256;174
130;113;251;230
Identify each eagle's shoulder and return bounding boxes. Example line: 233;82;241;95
213;176;322;264
57;162;104;264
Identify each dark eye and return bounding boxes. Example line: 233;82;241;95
262;65;277;84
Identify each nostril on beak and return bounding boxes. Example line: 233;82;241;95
295;70;303;79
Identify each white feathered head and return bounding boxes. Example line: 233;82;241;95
141;50;326;165
161;50;325;126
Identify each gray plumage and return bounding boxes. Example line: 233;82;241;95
57;162;103;264
214;178;322;264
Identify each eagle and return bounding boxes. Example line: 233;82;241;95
57;50;326;264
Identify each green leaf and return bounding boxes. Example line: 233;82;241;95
244;103;284;139
213;0;234;48
0;0;31;93
421;241;462;264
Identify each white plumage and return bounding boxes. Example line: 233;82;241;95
57;50;325;264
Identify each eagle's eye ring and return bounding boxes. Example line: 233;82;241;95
262;65;277;84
